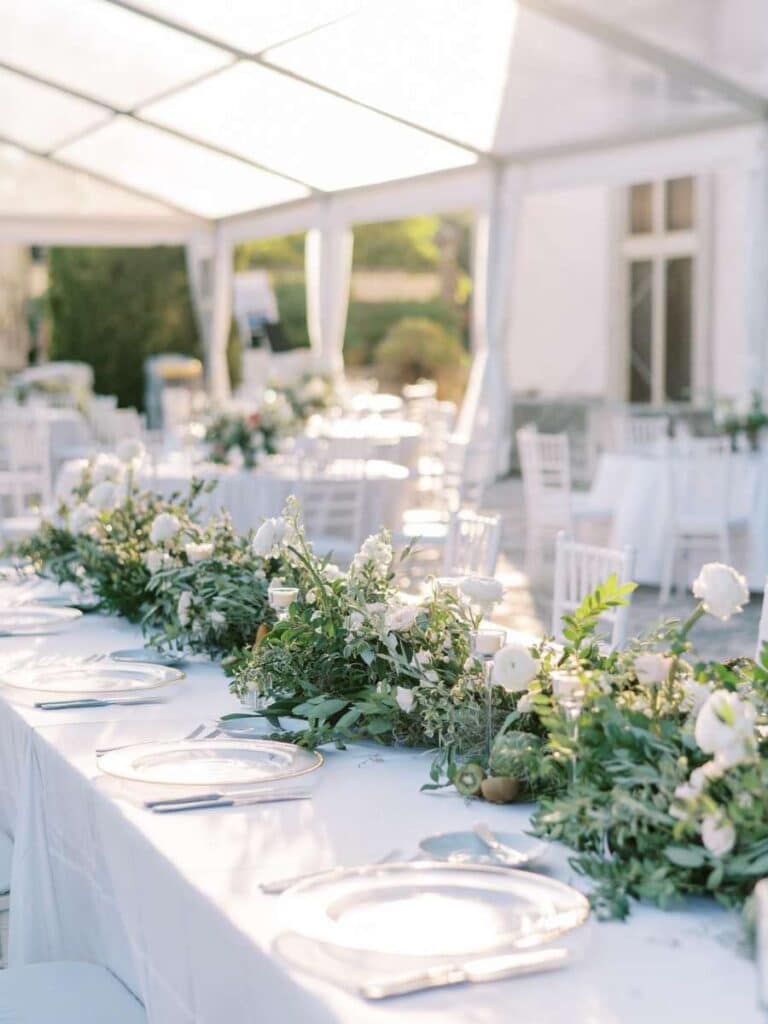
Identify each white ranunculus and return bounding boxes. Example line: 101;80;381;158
116;439;145;464
694;689;757;764
322;562;344;582
681;676;711;714
185;542;214;564
395;687;415;713
149;512;181;545
177;590;192;627
226;446;245;470
384;603;420;633
492;643;539;693
252;517;286;558
701;814;736;858
87;481;117;511
460;575;504;611
634;652;674;686
692;563;749;622
69;503;96;534
91;454;123;484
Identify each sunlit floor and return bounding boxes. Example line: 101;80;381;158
483;478;761;662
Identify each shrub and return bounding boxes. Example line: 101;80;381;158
48;247;200;410
345;299;465;367
374;317;469;402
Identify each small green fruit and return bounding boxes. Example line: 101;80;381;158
454;762;485;797
480;776;520;803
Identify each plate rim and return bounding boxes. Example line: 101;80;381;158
97;736;324;786
0;603;83;634
0;661;185;696
418;828;548;864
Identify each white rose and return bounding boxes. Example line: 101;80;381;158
395;687;415;713
116;439;145;464
492;643;539;693
226;446;245;470
87;481;117;511
252;517;286;558
460;576;504;611
694;689;757;764
384;604;420;634
185;542;213;564
69;503;95;534
681;676;711;714
634;653;673;686
701;814;736;858
150;512;181;545
692;563;749;622
91;454;123;484
351;533;393;575
322;562;344;582
177;590;192;627
306;589;317;605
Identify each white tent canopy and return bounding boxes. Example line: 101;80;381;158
3;0;768;460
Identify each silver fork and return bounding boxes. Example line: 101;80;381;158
96;722;207;756
260;848;403;895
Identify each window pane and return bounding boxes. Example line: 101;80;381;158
665;177;694;231
664;256;693;401
629;183;653;234
629;260;653;403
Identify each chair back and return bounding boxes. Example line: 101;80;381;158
0;414;52;512
615;413;669;454
517;426;572;529
668;442;731;528
444;509;502;577
295;477;366;560
553;531;635;650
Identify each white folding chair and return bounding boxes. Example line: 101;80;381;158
444;509;502;577
614;412;670;454
517;426;610;578
553;531;636;650
0;415;53;540
659;441;748;603
0;962;146;1023
0;830;10;968
295;477;367;564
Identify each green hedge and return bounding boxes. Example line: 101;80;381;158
345;297;465;367
48;247;200;410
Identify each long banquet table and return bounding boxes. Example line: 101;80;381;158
0;613;763;1023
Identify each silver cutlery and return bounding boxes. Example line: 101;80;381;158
360;946;569;999
150;788;311;813
35;696;166;710
96;722;207;756
261;848;402;895
473;822;529;866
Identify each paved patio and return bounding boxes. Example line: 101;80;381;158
483;477;761;662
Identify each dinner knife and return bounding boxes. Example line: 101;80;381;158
35;697;165;710
360;946;569;999
150;789;311;813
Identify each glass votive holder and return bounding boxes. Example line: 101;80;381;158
471;628;506;757
268;586;299;622
550;670;586;720
433;576;462;599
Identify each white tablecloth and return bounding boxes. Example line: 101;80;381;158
56;457;411;537
590;451;768;589
0;614;763;1023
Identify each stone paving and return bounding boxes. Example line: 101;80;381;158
482;477;761;662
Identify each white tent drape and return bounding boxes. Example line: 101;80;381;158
305;213;354;377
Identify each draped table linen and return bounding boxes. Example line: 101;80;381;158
0;614;763;1023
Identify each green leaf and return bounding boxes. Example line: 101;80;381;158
664;846;706;869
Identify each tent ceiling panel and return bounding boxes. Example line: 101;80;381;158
553;0;768;100
0;141;193;220
0;67;109;151
126;0;362;55
264;0;517;152
140;62;477;192
0;0;230;109
56;117;309;219
492;5;743;157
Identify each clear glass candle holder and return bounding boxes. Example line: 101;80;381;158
471;627;506;758
433;576;462;599
551;670;586;783
268;586;299;623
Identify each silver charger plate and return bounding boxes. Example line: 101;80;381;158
35;592;101;612
98;737;323;786
419;829;548;868
0;662;184;698
217;715;267;739
109;647;184;667
0;604;82;636
281;861;589;959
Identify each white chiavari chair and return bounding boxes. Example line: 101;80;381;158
444;509;502;577
0;829;10;968
553;531;636;650
0;961;146;1022
659;440;748;603
517;426;610;578
0;415;53;540
294;476;367;564
614;412;670;454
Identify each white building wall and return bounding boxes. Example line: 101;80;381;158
506;186;613;397
710;166;750;401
